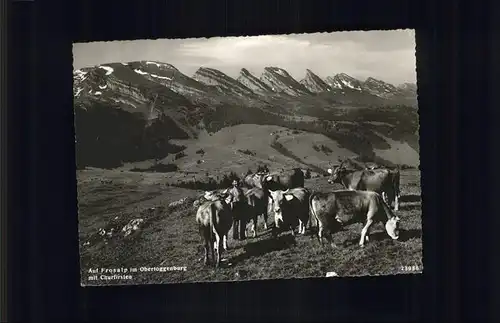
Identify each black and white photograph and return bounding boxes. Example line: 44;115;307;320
74;29;422;286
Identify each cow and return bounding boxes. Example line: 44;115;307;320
327;163;400;211
309;190;400;248
264;168;305;191
244;187;271;237
268;187;311;236
225;182;250;240
195;198;233;268
334;158;380;171
243;172;269;189
193;188;228;209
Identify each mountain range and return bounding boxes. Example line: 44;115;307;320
73;61;419;170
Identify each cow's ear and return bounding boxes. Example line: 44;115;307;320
266;175;273;181
327;168;333;174
222;188;228;194
284;194;294;201
395;216;400;222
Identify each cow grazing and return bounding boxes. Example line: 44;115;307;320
327;163;400;211
244;187;271;237
309;190;400;248
195;199;233;268
264;168;305;191
268;187;311;236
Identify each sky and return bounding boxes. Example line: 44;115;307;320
73;29;416;85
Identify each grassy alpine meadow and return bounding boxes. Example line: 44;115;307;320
77;168;423;286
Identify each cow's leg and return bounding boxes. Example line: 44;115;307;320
251;215;258;238
359;219;374;247
232;219;239;240
239;218;247;240
210;232;216;265
327;232;337;248
200;226;210;265
203;240;209;266
223;235;228;251
317;224;324;246
300;218;308;235
263;211;268;230
215;235;222;268
394;194;400;211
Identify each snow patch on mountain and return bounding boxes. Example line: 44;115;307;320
363;77;399;97
325;73;363;91
134;69;148;75
150;74;172;81
98;66;114;75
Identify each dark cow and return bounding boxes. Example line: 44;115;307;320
309;190;400;248
327;163;400;211
244;187;271;237
225;183;250;240
196;198;233;268
264;168;305;191
268;187;311;236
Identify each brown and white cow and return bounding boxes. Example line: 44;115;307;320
309;190;400;248
264;168;305;191
327;163;400;211
195;198;233;268
268;187;311;236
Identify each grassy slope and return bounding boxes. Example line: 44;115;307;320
78;169;422;286
117;124;419;179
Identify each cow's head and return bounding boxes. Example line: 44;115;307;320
268;189;294;228
385;216;400;240
327;163;347;184
203;190;217;201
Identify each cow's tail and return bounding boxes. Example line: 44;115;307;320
393;170;401;199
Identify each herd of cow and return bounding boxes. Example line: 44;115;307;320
194;160;404;268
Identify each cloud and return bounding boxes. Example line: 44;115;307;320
73;30;416;85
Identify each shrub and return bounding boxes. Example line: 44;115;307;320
174;151;187;160
237;149;256;156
